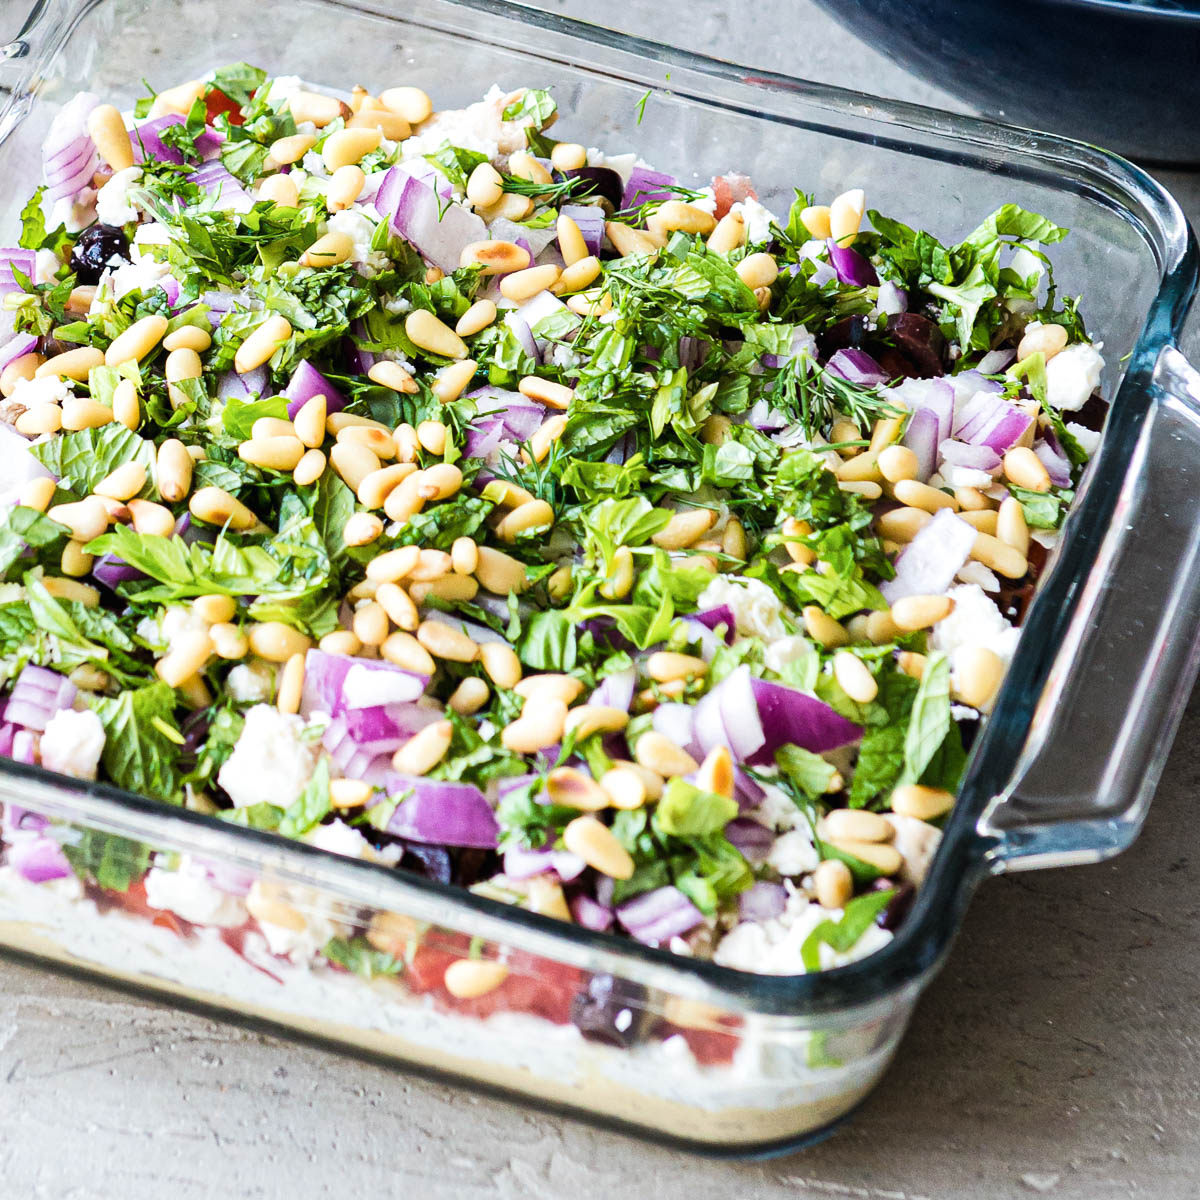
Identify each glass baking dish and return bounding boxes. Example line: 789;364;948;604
1;0;1199;1157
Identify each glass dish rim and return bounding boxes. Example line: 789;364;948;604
0;0;1196;1019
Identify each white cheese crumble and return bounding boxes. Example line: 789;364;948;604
930;583;1021;666
763;634;818;682
305;818;375;861
39;709;105;781
1066;421;1102;457
9;374;73;408
765;830;820;878
696;575;791;642
882;814;942;885
217;705;320;810
325;209;388;274
1045;342;1104;412
729;196;779;246
144;858;245;927
226;660;277;704
34;249;59;285
95;166;143;226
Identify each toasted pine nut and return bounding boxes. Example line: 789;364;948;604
340;511;383;548
319;630;362;657
545;766;609;812
600;766;647;810
87;104;133;170
814;858;853;908
274;652;305;715
971;532;1028;579
722;516;747;560
832;651;879;704
996;496;1030;555
802;605;849;648
330;441;382;492
652;508;716;551
155;629;213;688
293;448;327;486
352;600;389;646
379;86;433;123
840;480;883;500
20;477;57;513
148;79;205;118
365;547;420;585
405;309;468;359
16;405;63;436
259;174;300;206
189;594;235;625
563;816;634;880
36;347;104;382
495;498;554;542
1017;322;1068;363
693;745;734;800
893;479;958;514
953;645;1006;710
891;594;955;632
287;90;346;127
432;358;477;404
380;631;435;674
466;162;504;208
330;778;375;810
300;231;354;269
410;421;446;459
1004;446;1052;493
502;695;568;753
513;674;583;705
61;397;116;430
444;958;509;999
416;462;463;501
105;314;168;367
598;545;634;600
41;576;100;606
357;462;417;510
247;622;311;663
391;422;420;464
555;214;589;266
234;315;291;374
553;256;601;295
67;285;96;315
518;375;574;410
375;582;419;631
189;486;258;530
269;133;316;164
801;205;833;239
645;652;708;683
648;200;716;237
416;619;478;663
392;719;453;776
163;325;212;353
473;545;528;595
824;808;894;843
875;506;932;543
827;837;902;875
959;509;999;535
780;516;816;566
735;252;779;290
128;498;173;536
861;610;895;645
339;424;396;461
60;539;93;577
897;651;926;679
448;676;490;715
93;460;146;502
878;444;920;484
633;730;698;778
47;496;109;542
251;419;296;444
455;299;497;337
285;396;324;454
499;264;561;303
328;414;391;436
524;414;568;464
479;642;522;689
829;188;866;246
238;435;305;472
327;164;366;211
206;622;246;660
891;784;955;821
1;353;43;396
707;211;746;254
459;240;530;275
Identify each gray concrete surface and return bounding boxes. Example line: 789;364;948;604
2;2;1200;1197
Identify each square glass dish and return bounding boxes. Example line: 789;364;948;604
1;0;1200;1157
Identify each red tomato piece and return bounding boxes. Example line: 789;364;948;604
712;173;758;220
204;87;243;127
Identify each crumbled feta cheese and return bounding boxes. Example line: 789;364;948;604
713;889;892;974
9;374;72;409
936;464;995;489
226;660;276;704
217;705;320;809
50;189;97;232
39;709;105;781
749;777;808;833
105;248;171;301
690;186;717;215
931;584;1020;663
763;634;818;683
1066;421;1102;457
305;818;375;861
95;166;143;226
1010;244;1043;283
882;814;942;885
34;249;59;285
401;84;511;162
766;830;820;878
696;575;791;641
266;75;306;106
325;209;388;274
729;196;779;246
144;858;245;926
956;560;1000;592
1045;342;1104;412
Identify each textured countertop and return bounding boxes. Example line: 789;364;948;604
3;2;1200;1197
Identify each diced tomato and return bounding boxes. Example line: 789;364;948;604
668;1022;741;1066
108;880;191;938
204;87;243;127
712;173;758;220
406;942;465;994
450;956;582;1024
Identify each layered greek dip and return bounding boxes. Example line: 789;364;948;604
0;64;1104;1021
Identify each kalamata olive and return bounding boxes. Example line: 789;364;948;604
885;313;946;377
1070;390;1108;432
398;841;453;885
818;314;871;357
557;165;624;212
570;973;651;1048
452;847;498;887
873;880;915;931
69;223;131;284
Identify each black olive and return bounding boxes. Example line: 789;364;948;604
452;847;498;887
555;165;624;212
69;223;131;285
885;313;947;377
570;973;652;1048
873;880;915;931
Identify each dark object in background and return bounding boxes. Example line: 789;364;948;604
812;0;1200;165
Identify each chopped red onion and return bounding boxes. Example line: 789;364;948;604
0;333;38;372
616;885;704;945
977;348;1017;375
1034;439;1072;487
827;347;889;387
895;376;954;444
131;115;223;165
652;702;700;753
42;92;100;203
881;508;979;603
903;407;939;481
502;845;587;882
939;439;1001;471
4;666;76;732
382;173;486;274
621;166;675;216
503;290;578;361
9;835;72;884
826;238;879;287
746;674;861;761
589;665;636;713
463;417;505;460
0;249;36;293
739;880;787;921
93;553;146;588
689;604;737;645
384;776;499;848
284;360;346;419
875;280;908;316
725;817;774;861
571;894;614;931
11;730;35;765
954;391;1033;454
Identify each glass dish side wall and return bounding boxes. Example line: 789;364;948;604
0;0;1192;1153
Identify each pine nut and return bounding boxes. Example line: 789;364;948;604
87;104;134;170
109;378;140;430
502;695;568;753
814;858;853;908
780;516;816;565
455;299;497;337
259;174;300;206
524;414;568;464
286;90;346;127
271;652;304;715
652;508;716;551
203;621;244;660
466;162;504;208
327;164;365;212
410;421;446;458
518;376;574;410
391;719;453;776
959;509;998;535
735;252;779;290
707;211;746;254
269;133;316;164
337;511;380;548
416;462;463;502
499;264;561;303
824;808;894;843
551;215;588;268
186;594;234;626
875;507;932;543
330;441;382;492
300;231;354;269
163;325;212;353
878;444;919;484
526;874;572;921
645;201;714;237
40;576;99;606
155;629;213;688
471;546;527;596
374;581;419;631
598;545;634;600
996;496;1029;555
1;353;43;396
495;498;554;542
508;150;553;186
405;309;467;359
60;397;114;430
536;766;607;813
246;622;311;663
330;778;375;810
1004;446;1052;493
67;285;96;315
690;746;731;801
832;651;878;704
338;425;396;462
92;460;145;502
352;600;389;646
563;815;634;880
892;479;957;514
356;462;416;510
553;256;602;295
891;784;955;821
1017;322;1068;363
459;240;530;275
380;631;435;674
36;347;104;382
477;642;522;690
21;477;56;512
47;496;109;542
16;405;62;436
565;289;612;317
897;651;926;679
829;188;866;245
802;605;849;648
891;593;955;632
407;550;453;583
633;730;698;778
645;652;707;683
328;413;391;436
128;498;173;536
953;644;1006;710
389;422;418;464
444;958;509;999
253;419;297;445
365;548;419;586
379;86;433;124
234;315;291;374
599;767;647;810
410;577;480;606
840;480;883;500
319;630;362;657
447;676;490;715
955;486;993;512
350;102;412;138
800;205;833;239
105;314;168;367
971;532;1028;579
416;619;478;663
827;837;902;875
59;539;92;577
722;516;747;560
293;448;326;486
513;674;583;705
189;486;258;530
431;358;477;404
238;435;305;472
